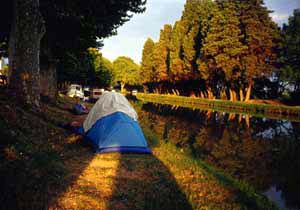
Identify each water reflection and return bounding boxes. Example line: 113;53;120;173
139;102;300;210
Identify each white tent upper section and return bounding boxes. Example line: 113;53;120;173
83;92;138;132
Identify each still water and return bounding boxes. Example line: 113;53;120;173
137;102;300;210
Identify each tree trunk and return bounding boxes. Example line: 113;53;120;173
200;91;205;98
8;1;17;85
229;89;233;101
229;89;237;101
172;89;177;95
207;88;214;99
40;60;57;102
120;82;125;93
244;83;252;102
239;88;244;101
9;0;45;107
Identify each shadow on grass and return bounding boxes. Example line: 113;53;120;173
0;127;94;210
0;94;193;210
0;96;95;210
108;153;193;210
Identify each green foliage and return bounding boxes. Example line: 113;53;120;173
96;57;114;87
181;0;214;79
57;48;113;87
0;0;146;86
279;9;300;93
153;25;172;82
87;48;113;87
201;0;246;81
57;52;89;84
170;21;186;80
237;0;280;82
112;56;141;87
141;38;156;82
140;0;282;101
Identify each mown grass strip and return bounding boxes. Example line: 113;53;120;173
136;93;300;122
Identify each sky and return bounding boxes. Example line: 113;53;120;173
101;0;300;64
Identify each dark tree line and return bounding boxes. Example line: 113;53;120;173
141;0;299;102
278;9;300;104
0;0;146;107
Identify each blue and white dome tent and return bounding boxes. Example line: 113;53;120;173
81;92;151;154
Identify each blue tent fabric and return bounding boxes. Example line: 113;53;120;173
83;112;151;154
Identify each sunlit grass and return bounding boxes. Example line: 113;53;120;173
152;142;279;210
0;93;280;209
51;153;121;210
139;109;280;210
137;93;300;122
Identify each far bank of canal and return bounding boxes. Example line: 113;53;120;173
132;95;300;210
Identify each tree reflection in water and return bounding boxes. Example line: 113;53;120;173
139;102;300;210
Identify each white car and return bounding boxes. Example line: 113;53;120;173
67;84;84;99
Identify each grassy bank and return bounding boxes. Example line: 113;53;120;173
138;105;280;210
0;93;279;209
152;142;279;210
136;93;300;122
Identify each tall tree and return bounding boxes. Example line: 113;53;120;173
0;0;146;106
88;48;113;87
96;56;113;88
112;56;141;92
9;0;45;107
170;21;186;81
200;0;247;100
237;0;280;101
141;38;155;83
279;9;300;101
181;0;214;79
152;24;172;82
40;0;146;101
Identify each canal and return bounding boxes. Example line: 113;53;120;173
134;101;300;210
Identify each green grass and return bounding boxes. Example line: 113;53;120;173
163;143;279;209
138;108;280;210
0;107;68;210
136;93;300;122
0;93;281;210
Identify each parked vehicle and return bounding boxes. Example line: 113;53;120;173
83;90;91;102
131;89;138;96
90;88;104;102
83;87;91;102
67;84;84;99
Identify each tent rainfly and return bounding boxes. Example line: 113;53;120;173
81;92;151;154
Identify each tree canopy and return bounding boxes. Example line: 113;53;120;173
279;9;300;97
141;38;155;83
140;0;280;101
0;0;146;106
112;56;141;92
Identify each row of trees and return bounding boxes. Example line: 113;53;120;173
0;0;146;107
141;0;299;102
69;48;141;92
